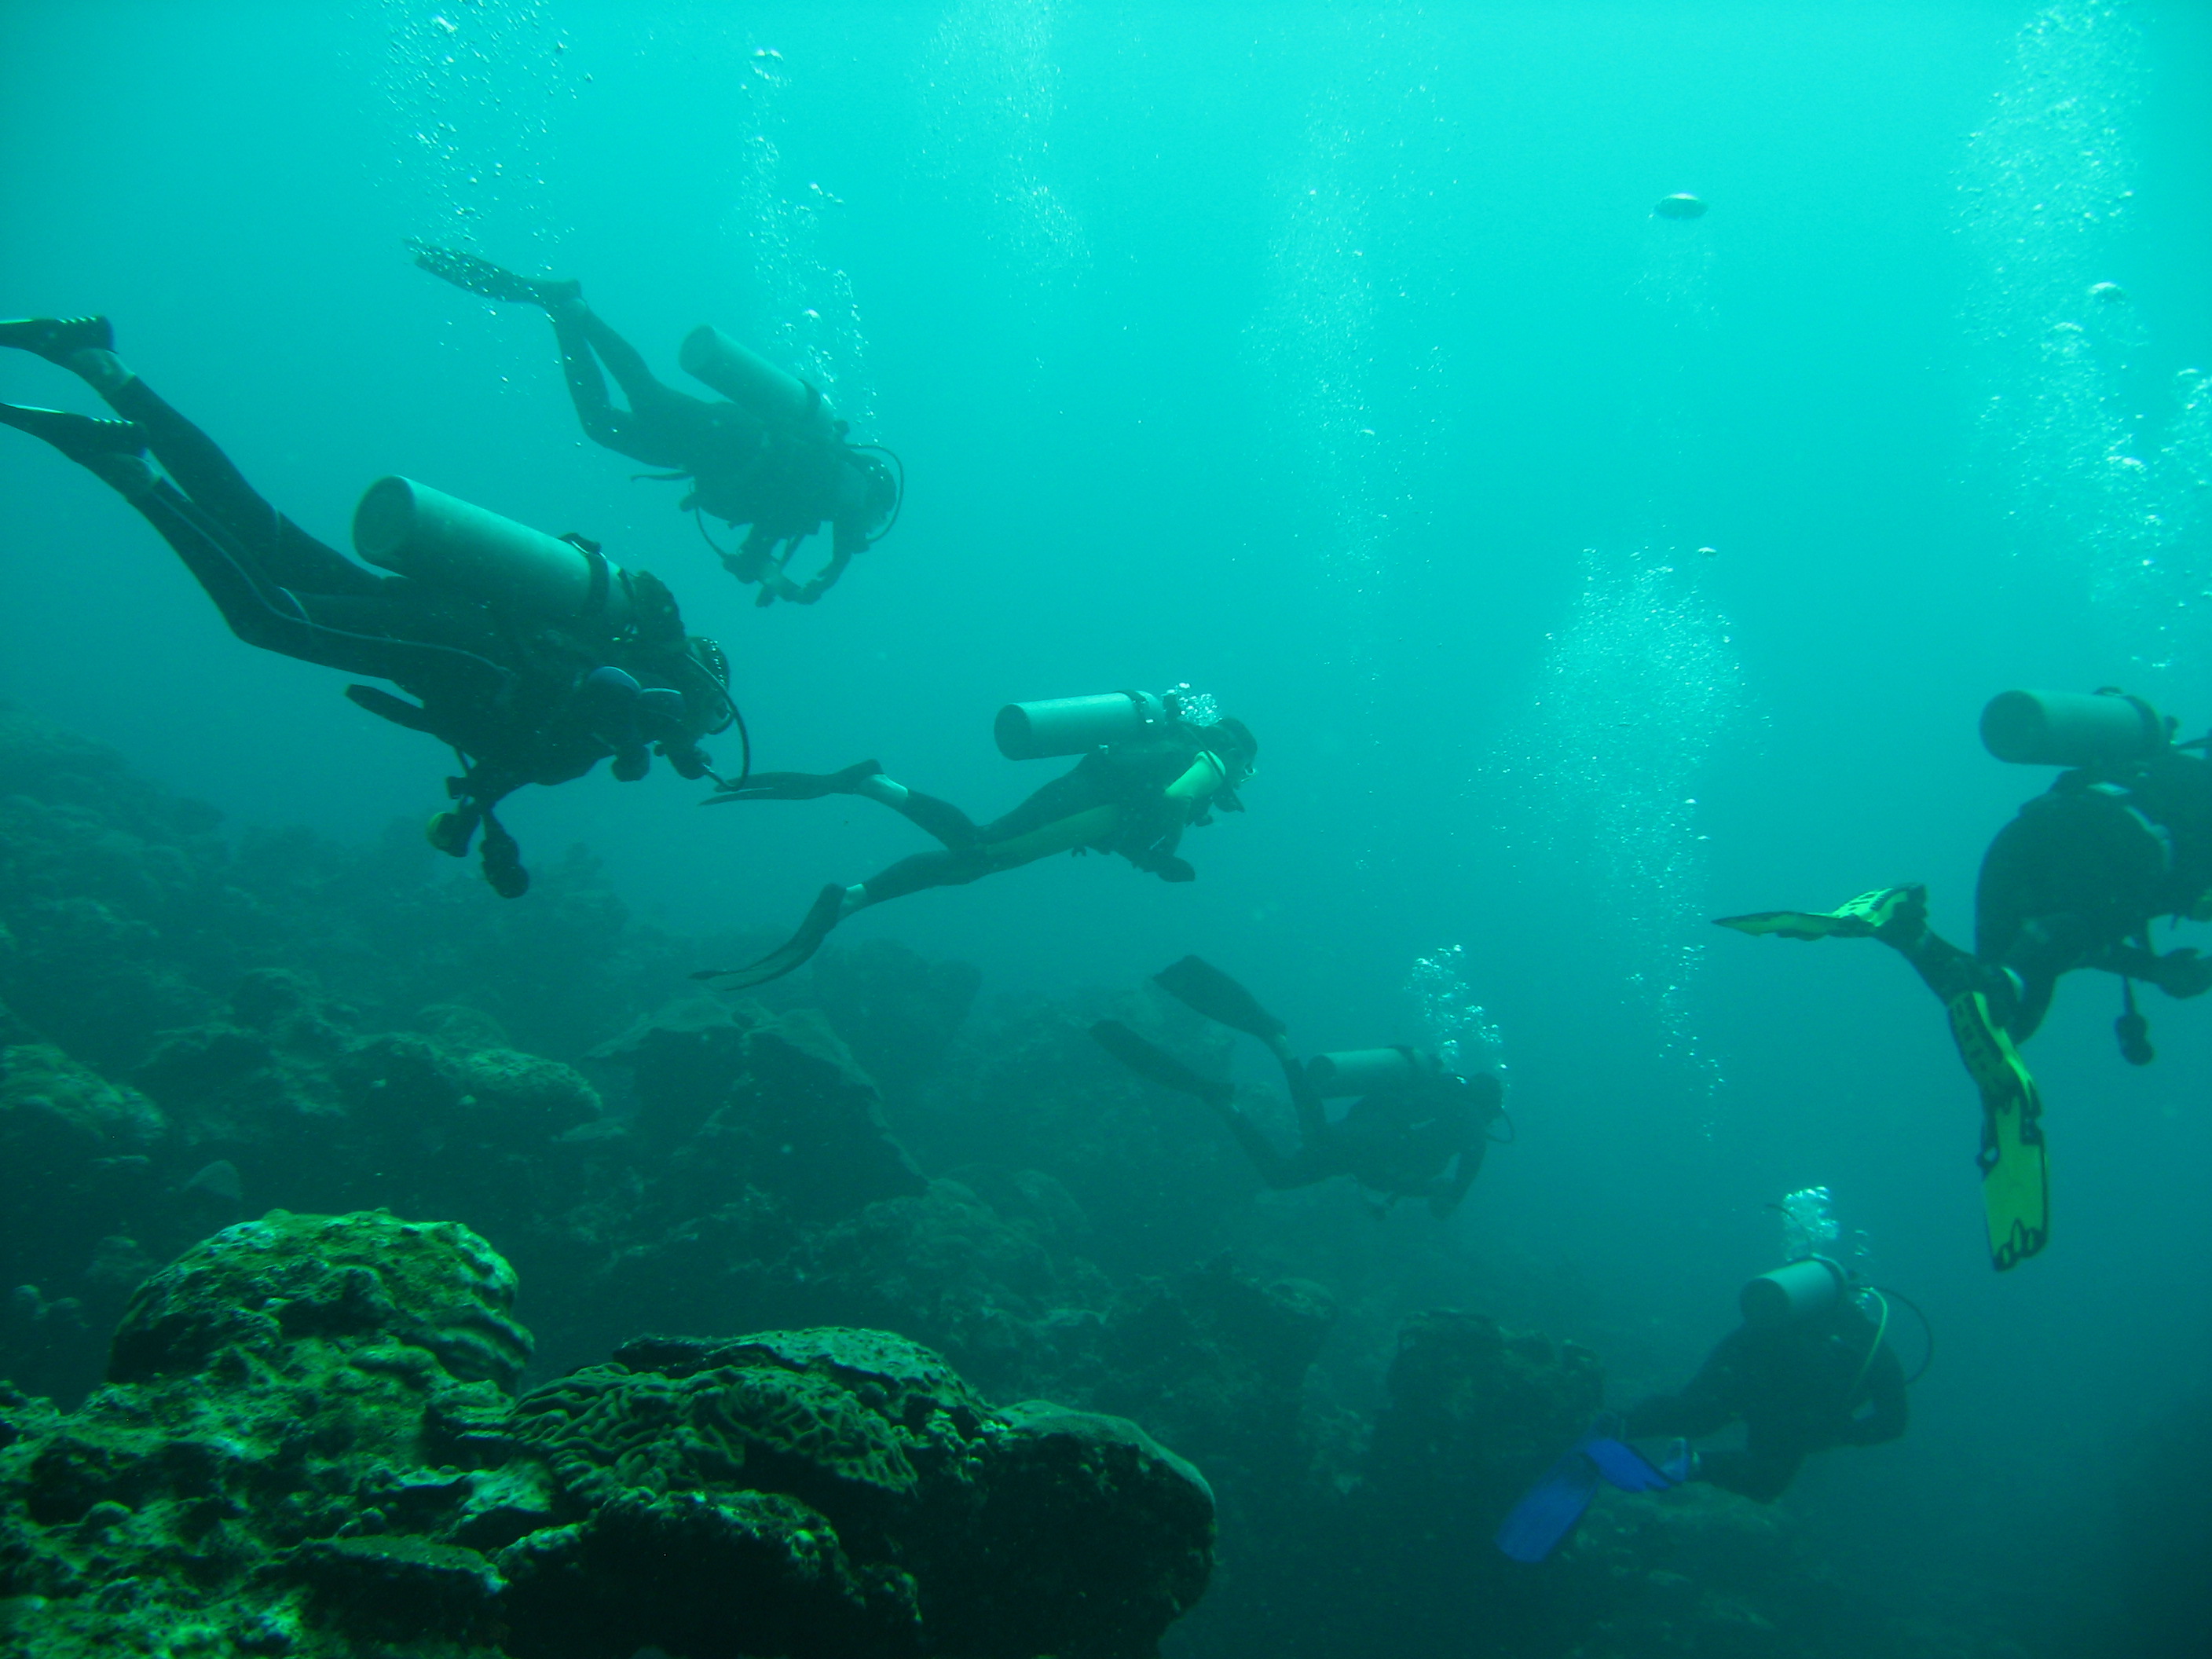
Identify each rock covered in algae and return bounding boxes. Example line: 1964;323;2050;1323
499;1326;1215;1659
0;1209;533;1655
109;1207;531;1390
0;1214;1216;1659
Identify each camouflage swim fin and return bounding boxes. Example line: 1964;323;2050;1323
1945;989;2051;1271
1714;884;1926;943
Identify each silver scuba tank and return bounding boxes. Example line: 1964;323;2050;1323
1739;1255;1847;1327
1304;1047;1446;1098
1979;689;2166;769
352;478;632;626
678;325;826;429
994;690;1170;760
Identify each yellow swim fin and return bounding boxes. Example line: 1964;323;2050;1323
1944;989;2050;1271
1714;884;1925;943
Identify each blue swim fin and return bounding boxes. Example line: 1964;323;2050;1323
1497;1416;1684;1564
1584;1437;1674;1493
1495;1447;1602;1564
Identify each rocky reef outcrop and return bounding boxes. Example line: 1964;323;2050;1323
0;1210;1214;1657
0;705;2016;1659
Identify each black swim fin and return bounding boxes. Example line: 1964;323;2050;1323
1091;1020;1235;1110
693;884;845;991
408;241;580;309
1152;955;1288;1045
0;316;112;364
0;402;145;466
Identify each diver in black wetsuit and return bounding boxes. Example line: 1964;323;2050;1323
1093;956;1503;1218
1;316;734;897
698;709;1258;990
1721;692;2211;1064
412;245;899;606
1624;1260;1908;1503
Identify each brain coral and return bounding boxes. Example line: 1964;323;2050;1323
108;1208;531;1390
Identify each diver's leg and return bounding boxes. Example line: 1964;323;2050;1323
548;302;723;471
1692;1448;1800;1503
1213;1108;1317;1191
544;304;643;455
711;763;985;848
566;305;683;414
851;845;996;906
82;372;388;598
1622;1389;1734;1441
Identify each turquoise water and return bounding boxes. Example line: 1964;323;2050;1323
2;3;2207;1653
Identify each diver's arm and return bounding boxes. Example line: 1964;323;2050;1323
1426;1137;1488;1221
1842;1342;1909;1445
1279;1049;1330;1143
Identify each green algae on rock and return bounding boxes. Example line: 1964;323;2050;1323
0;1213;1219;1659
109;1209;532;1391
499;1325;1216;1659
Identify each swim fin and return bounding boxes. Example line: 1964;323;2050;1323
1495;1447;1602;1565
1151;956;1289;1045
0;315;112;364
0;402;146;466
693;884;846;991
1091;1020;1236;1110
1945;988;2050;1271
703;760;883;804
1714;884;1925;943
1582;1437;1674;1493
408;242;580;309
1496;1414;1683;1565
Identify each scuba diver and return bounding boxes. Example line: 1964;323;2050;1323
1497;1250;1910;1562
1;315;737;898
411;245;900;607
697;689;1256;990
1622;1253;1909;1503
1716;690;2211;1269
1091;956;1505;1218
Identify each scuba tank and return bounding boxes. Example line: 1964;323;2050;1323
1980;689;2170;770
1305;1047;1447;1098
353;478;633;627
1739;1254;1847;1327
995;690;1171;760
678;325;828;430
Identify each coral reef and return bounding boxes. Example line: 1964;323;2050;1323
0;1214;1214;1657
0;706;2009;1659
